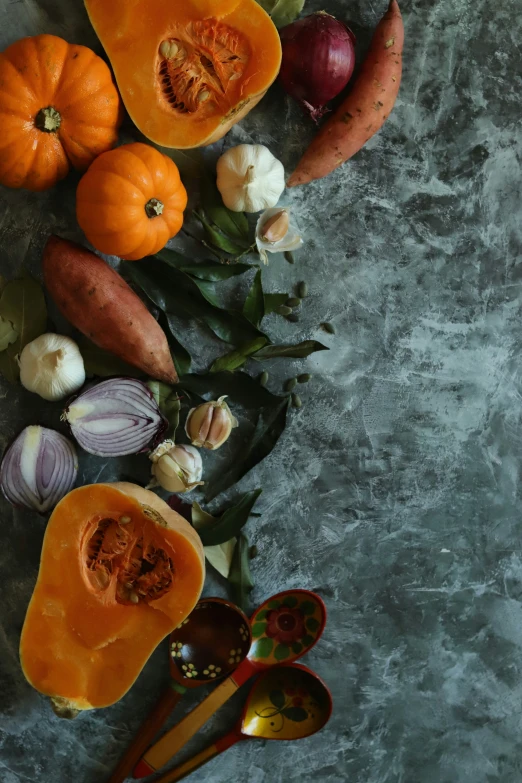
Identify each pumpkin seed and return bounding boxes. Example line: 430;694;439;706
297;373;312;383
285;377;298;392
199;90;211;103
291;393;302;409
297;281;308;298
286;313;299;323
119;515;131;524
321;322;335;334
249;545;258;559
160;40;170;57
259;371;269;387
284;251;295;264
129;592;140;604
229;72;241;81
286;297;301;308
169;42;179;58
277;305;293;316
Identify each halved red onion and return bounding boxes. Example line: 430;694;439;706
64;377;167;457
0;426;78;513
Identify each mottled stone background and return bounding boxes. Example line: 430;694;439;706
2;0;522;781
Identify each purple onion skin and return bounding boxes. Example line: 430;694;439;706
64;377;168;458
0;426;78;514
279;12;356;122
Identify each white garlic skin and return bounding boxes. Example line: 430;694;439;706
255;208;303;264
216;144;285;213
150;441;203;493
185;396;238;450
19;333;86;402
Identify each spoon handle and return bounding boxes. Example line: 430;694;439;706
153;732;241;783
134;669;250;777
107;682;185;783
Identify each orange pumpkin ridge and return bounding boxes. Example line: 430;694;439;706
76;142;188;260
84;0;282;149
20;483;205;715
0;34;122;191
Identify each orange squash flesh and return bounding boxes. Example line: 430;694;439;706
20;483;204;713
84;0;282;149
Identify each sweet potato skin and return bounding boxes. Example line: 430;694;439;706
43;236;178;383
287;0;404;187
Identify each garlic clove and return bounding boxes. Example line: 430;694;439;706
149;442;203;493
185;396;238;450
260;210;290;243
19;333;86;402
255;208;303;264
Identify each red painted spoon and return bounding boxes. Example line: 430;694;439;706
107;597;250;783
135;588;327;777
153;663;332;782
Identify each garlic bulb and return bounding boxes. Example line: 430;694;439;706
255;208;303;264
216;144;285;213
185;396;238;450
19;333;86;402
149;441;203;493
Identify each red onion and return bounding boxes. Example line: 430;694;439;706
279;12;356;121
0;426;78;513
64;377;167;457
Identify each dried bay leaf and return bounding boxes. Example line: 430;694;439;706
0;277;47;383
0;316;18;352
147;380;181;438
205;538;237;579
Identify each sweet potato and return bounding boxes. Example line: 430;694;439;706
43;236;178;383
287;0;404;187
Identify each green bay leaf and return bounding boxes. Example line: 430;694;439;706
197;489;262;547
0;277;47;383
254;340;329;360
210;337;268;373
228;533;254;611
76;336;144;378
270;0;305;28
264;293;289;315
243;269;265;327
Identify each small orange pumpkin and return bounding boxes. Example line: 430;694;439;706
0;34;122;192
76;142;188;260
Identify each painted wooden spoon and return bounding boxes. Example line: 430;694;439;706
107;597;251;783
134;589;327;777
153;663;332;782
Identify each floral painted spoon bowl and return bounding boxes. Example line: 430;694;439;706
134;589;327;778
152;663;332;783
108;597;251;783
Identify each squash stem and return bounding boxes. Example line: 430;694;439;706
145;198;165;218
35;107;61;133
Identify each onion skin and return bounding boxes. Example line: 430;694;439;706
64;377;167;457
0;426;78;513
279;12;356;122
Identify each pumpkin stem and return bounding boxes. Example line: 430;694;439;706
35;107;62;133
145;198;165;218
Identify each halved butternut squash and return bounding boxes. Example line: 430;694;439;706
84;0;282;148
20;482;204;715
